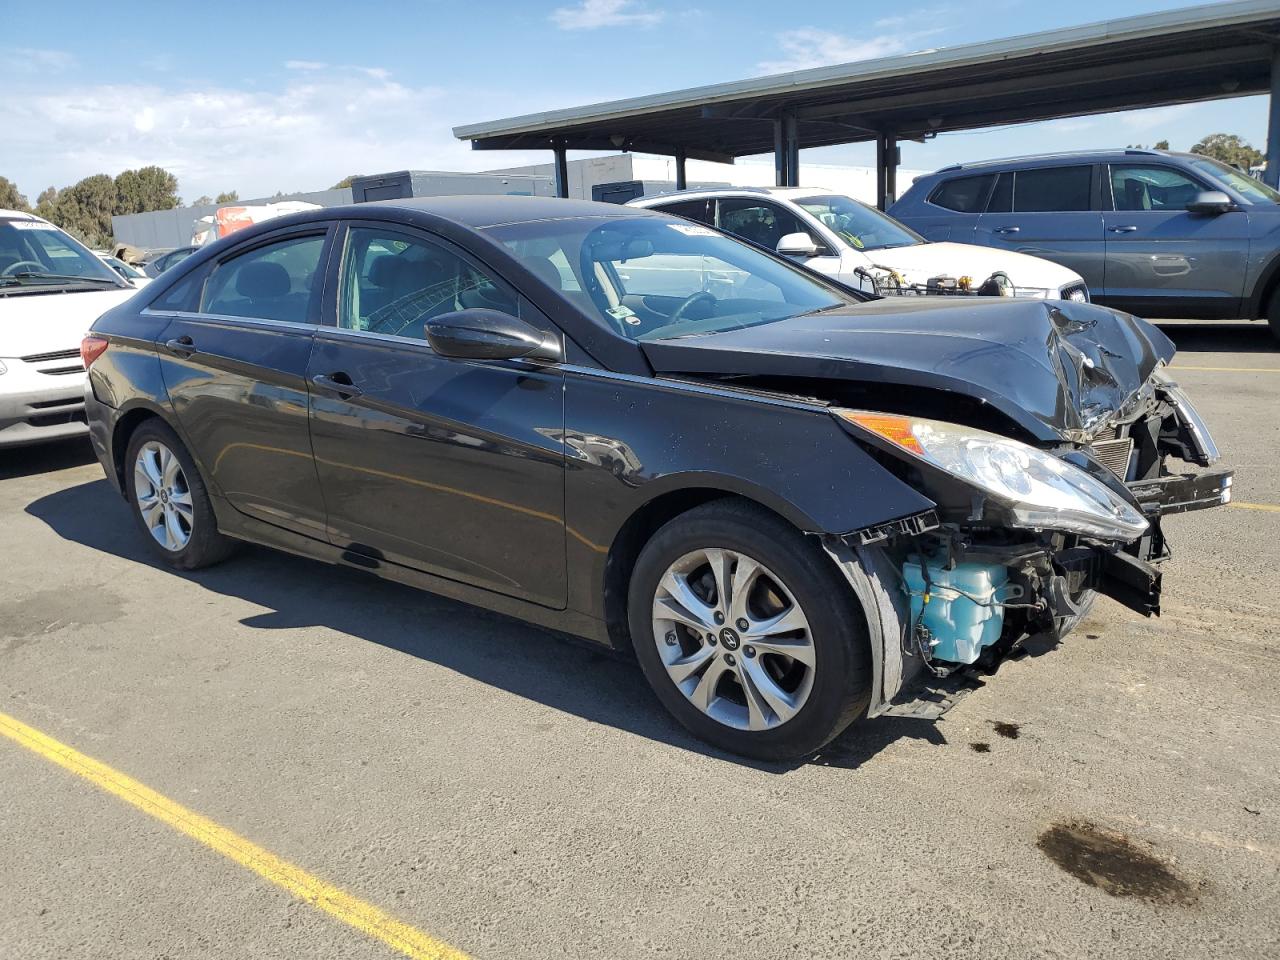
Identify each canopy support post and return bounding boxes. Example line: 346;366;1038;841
876;133;899;210
1266;47;1280;189
674;147;687;190
552;142;569;198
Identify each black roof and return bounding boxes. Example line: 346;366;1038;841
357;194;656;228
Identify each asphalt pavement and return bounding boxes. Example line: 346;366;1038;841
1;321;1278;960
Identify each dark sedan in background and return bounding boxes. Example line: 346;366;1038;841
82;196;1231;759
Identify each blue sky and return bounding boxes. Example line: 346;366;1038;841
1;0;1269;201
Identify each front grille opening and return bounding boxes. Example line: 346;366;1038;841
25;410;86;428
20;348;81;363
39;365;85;376
28;397;81;410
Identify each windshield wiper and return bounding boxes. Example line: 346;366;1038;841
0;272;122;286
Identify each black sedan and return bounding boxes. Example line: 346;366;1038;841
82;196;1232;760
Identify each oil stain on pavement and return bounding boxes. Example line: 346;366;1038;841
1037;820;1198;905
990;721;1021;739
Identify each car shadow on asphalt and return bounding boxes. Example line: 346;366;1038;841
26;478;950;773
0;438;97;480
1156;321;1278;353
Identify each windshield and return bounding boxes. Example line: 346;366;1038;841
485;215;849;341
0;218;123;287
792;194;922;251
1186;156;1280;204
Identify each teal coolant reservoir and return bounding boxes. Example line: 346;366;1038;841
903;555;1009;665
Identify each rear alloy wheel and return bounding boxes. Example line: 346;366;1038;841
125;419;235;570
629;500;872;761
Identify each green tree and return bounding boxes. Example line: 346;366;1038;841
1154;139;1170;150
0;176;31;212
215;190;239;203
191;195;213;206
1190;133;1264;170
114;165;180;214
330;174;363;189
45;174;117;247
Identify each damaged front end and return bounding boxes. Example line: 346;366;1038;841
829;362;1232;711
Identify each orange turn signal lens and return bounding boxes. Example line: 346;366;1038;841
837;411;926;457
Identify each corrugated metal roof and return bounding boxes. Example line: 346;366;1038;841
455;0;1280;158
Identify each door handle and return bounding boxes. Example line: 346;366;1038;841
1109;225;1139;233
311;372;363;399
164;336;195;357
994;226;1020;235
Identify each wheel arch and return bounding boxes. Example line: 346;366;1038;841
109;401;174;495
600;477;857;654
1247;249;1280;318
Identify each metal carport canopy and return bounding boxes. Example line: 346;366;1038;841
454;0;1280;204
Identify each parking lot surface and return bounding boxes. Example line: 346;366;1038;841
2;323;1278;960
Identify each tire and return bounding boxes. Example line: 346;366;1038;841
124;419;235;570
1266;288;1280;344
627;500;872;761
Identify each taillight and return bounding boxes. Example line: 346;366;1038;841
81;335;109;369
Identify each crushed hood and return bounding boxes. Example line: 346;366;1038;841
640;297;1175;442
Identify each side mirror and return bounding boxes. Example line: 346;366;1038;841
425;308;561;362
776;232;821;258
1187;190;1235;215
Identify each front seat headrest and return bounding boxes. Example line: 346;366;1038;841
236;261;291;299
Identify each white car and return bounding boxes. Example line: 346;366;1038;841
1;210;141;447
96;252;152;288
628;187;1089;301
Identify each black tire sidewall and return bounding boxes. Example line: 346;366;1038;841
628;501;872;761
124;419;231;570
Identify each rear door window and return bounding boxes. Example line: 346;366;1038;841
201;233;327;324
928;174;995;213
1012;166;1092;212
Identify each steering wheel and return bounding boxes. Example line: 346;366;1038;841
669;290;716;324
2;260;45;277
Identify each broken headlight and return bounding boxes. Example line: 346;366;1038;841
836;410;1149;541
1150;363;1219;465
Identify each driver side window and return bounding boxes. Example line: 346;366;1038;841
339;227;516;340
716;199;811;252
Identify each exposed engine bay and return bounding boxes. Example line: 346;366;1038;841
834;362;1232;708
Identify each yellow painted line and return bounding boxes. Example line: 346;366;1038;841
1232;501;1280;513
1169;365;1280;373
0;711;470;960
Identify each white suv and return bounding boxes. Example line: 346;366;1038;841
628;187;1089;301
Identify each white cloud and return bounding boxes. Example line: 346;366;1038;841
550;0;664;30
758;29;910;74
0;66;494;201
3;48;75;72
285;60;328;71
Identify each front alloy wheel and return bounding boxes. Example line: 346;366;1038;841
653;548;815;731
629;500;873;761
133;440;194;551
